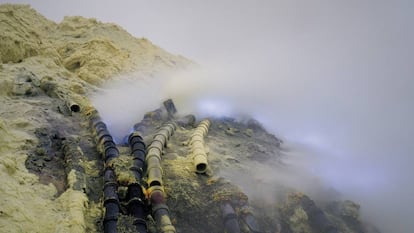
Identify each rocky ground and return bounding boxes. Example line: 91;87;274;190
0;4;380;233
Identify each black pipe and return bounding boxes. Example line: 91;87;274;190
103;168;119;233
239;205;262;233
163;99;177;117
299;195;339;233
221;202;241;233
104;146;119;164
126;184;147;232
129;132;146;180
127;132;148;233
90;114;120;233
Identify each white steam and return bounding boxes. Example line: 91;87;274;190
90;75;168;142
91;56;413;232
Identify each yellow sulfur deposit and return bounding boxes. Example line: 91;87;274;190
0;119;87;233
0;3;190;233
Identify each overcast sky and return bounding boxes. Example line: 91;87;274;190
2;1;414;232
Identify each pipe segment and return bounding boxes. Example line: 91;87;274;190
189;119;211;173
62;137;87;192
103;167;119;233
55;91;81;113
145;122;176;189
148;186;176;233
145;122;177;233
127;132;149;233
90;113;120;233
163;99;177;117
239;205;262;233
221;202;241;233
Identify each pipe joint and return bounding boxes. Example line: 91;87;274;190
133;218;148;229
146;153;161;163
104;181;118;188
129;131;143;142
148;141;163;154
152;203;169;215
94;124;107;134
147;186;165;200
127;197;145;207
163;123;176;136
132;152;146;164
104;147;119;162
147;168;163;187
98;132;112;143
103;214;118;223
104;196;119;206
153;137;167;148
131;142;146;152
155;129;170;140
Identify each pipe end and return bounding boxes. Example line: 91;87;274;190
196;163;207;173
70;104;80;112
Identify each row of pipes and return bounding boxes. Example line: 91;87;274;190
87;99;261;232
89;108;177;233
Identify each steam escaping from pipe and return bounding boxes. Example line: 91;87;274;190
90;75;168;142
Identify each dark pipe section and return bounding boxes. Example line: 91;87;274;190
221;202;241;233
62;137;86;192
126;184;147;232
299;195;339;233
127;132;148;233
93;117;118;164
163;99;177;117
90;114;120;233
103;168;119;233
239;205;262;233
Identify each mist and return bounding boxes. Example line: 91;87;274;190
92;52;414;232
8;0;413;232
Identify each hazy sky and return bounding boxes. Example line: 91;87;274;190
3;1;414;232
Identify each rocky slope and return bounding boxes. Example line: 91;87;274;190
0;4;379;233
0;4;189;233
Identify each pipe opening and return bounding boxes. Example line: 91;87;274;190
196;163;207;173
150;181;161;187
70;104;80;112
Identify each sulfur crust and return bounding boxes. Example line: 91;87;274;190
0;120;88;233
0;4;191;233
